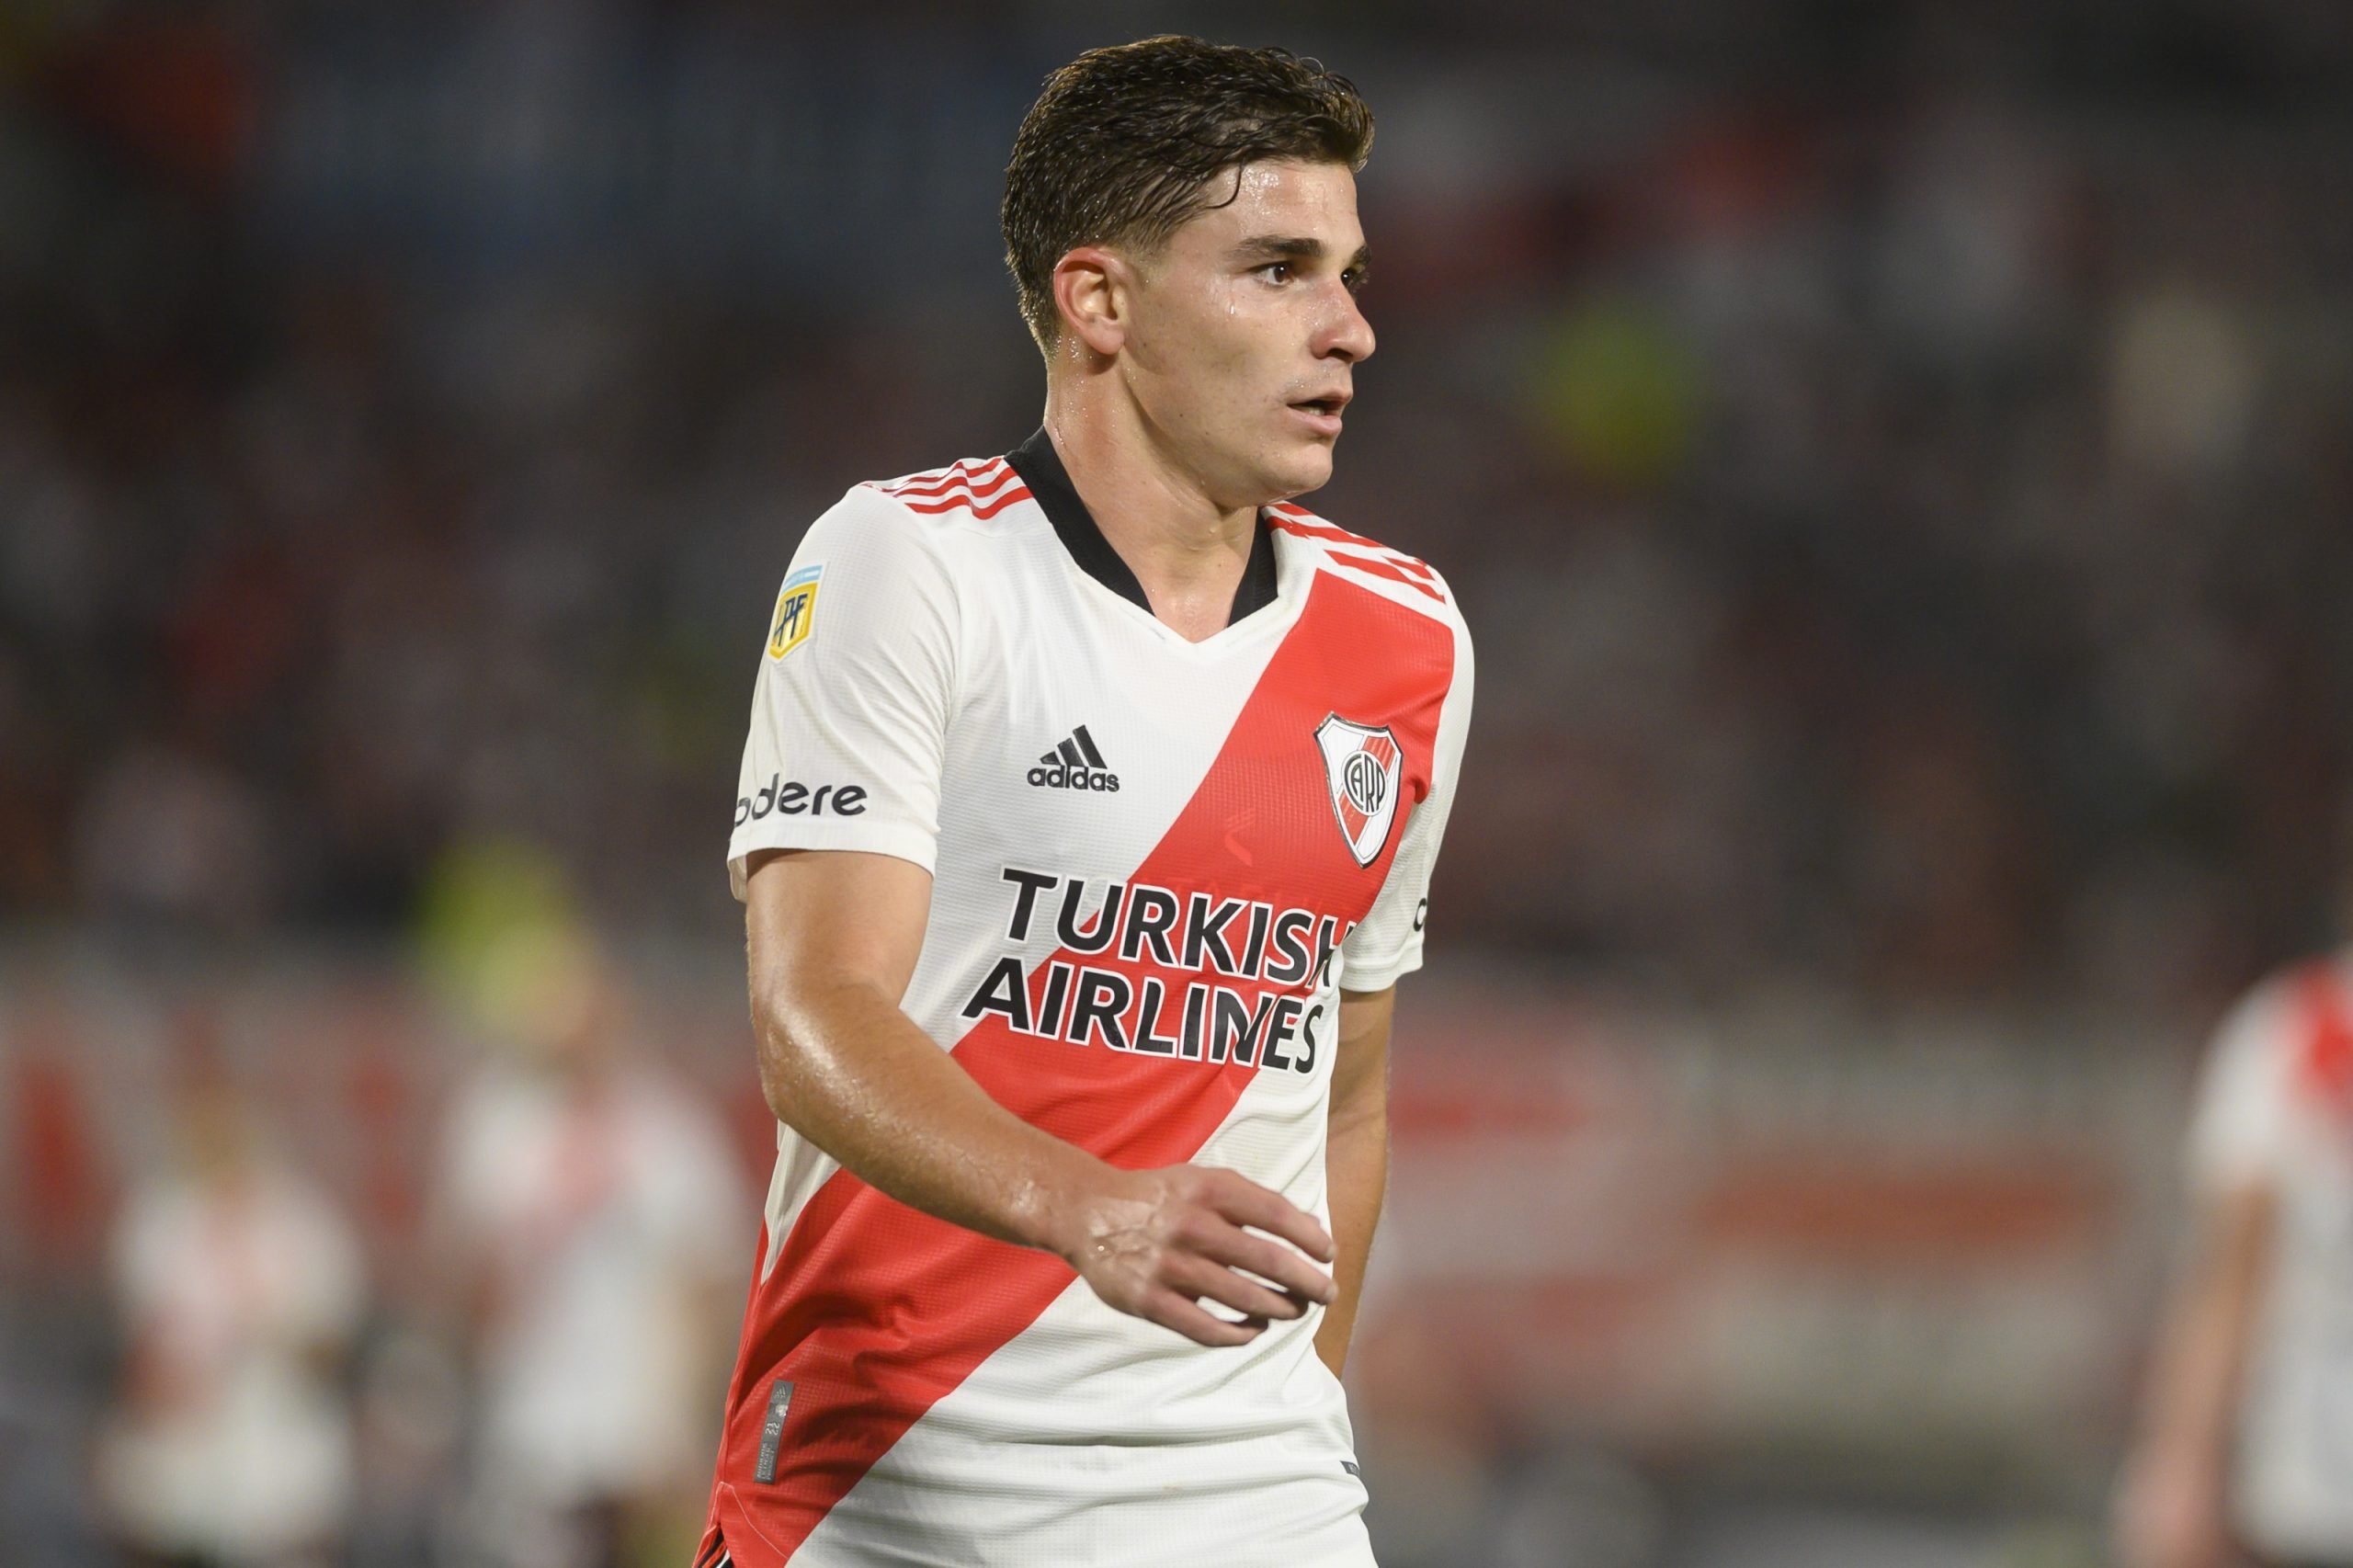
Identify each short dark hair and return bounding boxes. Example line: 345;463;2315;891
1002;36;1374;351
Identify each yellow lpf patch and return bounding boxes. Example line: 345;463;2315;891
767;564;823;659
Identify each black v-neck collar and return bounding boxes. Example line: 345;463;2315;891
1004;428;1279;624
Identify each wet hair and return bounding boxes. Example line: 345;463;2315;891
1001;35;1373;351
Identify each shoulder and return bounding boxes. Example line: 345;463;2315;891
2220;960;2341;1049
2187;958;2352;1183
771;458;1011;591
1268;500;1458;610
2200;958;2344;1096
788;455;1036;574
441;1072;536;1159
117;1180;199;1253
857;456;1034;533
1268;499;1471;667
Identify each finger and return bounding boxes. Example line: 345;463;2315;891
1142;1289;1266;1348
1166;1254;1310;1323
1203;1171;1335;1264
1190;1224;1336;1306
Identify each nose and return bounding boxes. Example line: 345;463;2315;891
1319;284;1375;365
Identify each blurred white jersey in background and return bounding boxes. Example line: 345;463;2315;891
100;1143;366;1565
440;1055;749;1541
2189;956;2353;1563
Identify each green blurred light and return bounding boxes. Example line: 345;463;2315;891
413;836;590;1044
1532;301;1701;488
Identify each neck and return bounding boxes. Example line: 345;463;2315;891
1041;379;1259;641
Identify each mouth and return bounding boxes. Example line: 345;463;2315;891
1288;392;1350;434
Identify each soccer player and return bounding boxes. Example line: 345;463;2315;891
2115;950;2353;1568
698;37;1472;1567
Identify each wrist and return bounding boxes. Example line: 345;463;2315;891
1009;1144;1119;1263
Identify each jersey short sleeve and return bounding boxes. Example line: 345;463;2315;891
728;490;961;896
1340;607;1473;993
2186;977;2300;1197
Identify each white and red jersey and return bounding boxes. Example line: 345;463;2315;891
701;431;1472;1567
2188;955;2353;1562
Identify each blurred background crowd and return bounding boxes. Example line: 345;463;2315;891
4;2;2351;1565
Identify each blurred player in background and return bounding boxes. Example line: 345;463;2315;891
98;1028;366;1568
2116;932;2353;1568
699;34;1471;1568
435;932;748;1568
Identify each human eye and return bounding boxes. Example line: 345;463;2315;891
1254;260;1293;284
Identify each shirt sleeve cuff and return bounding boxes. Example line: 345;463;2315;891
1336;940;1424;994
727;820;938;900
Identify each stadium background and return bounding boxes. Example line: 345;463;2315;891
4;2;2350;1564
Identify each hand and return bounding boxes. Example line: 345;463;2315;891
2112;1445;2232;1568
1052;1164;1337;1347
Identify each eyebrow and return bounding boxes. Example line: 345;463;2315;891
1235;235;1373;277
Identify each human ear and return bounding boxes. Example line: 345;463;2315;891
1051;246;1128;358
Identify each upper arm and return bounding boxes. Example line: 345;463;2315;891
2185;980;2300;1199
745;847;933;1022
2193;1180;2277;1286
2176;977;2297;1312
743;847;935;1131
1330;984;1395;1128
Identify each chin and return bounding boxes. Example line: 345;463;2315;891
1264;444;1336;501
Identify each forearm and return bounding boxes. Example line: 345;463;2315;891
1316;1100;1387;1376
2141;1288;2246;1469
2134;1188;2272;1468
754;968;1105;1256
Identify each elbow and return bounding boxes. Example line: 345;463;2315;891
748;967;878;1132
756;1059;799;1130
745;941;911;1135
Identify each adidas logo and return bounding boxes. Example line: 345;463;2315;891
1028;725;1120;792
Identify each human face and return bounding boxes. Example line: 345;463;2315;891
1117;159;1375;506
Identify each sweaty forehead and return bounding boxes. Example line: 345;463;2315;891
1182;159;1363;247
